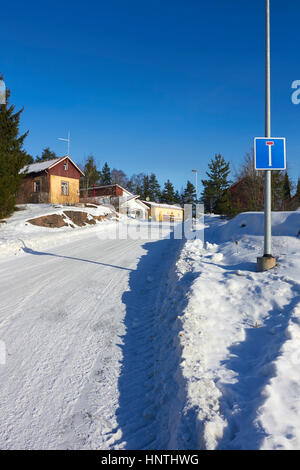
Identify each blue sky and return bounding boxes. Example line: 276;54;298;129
1;0;299;193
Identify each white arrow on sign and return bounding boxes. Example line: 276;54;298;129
266;141;274;166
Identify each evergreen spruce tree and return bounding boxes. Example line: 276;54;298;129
148;173;161;201
201;154;231;214
161;180;175;204
141;175;150;200
296;178;300;204
282;171;292;210
101;162;112;185
173;190;182;206
182;180;196;205
214;189;232;216
81;155;100;189
35;147;57;162
0;75;29;218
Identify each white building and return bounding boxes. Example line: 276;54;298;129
80;184;149;219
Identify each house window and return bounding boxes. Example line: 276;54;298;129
61;181;69;195
64;161;68;171
33;181;40;193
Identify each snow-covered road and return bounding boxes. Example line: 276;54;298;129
2;212;300;450
0;228;181;449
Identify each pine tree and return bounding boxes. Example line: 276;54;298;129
35;147;57;162
215;189;232;216
101;162;112;185
161;180;176;204
201;154;231;214
182;180;196;205
282;172;292;210
148;173;161;201
296;178;300;204
0;74;29;218
81;155;100;189
173;190;182;206
141;175;150;200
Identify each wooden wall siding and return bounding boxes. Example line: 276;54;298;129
48;159;81;179
49;175;80;204
115;186;123;197
87;185;123;198
16;173;50;204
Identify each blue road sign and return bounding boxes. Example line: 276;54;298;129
254;137;286;170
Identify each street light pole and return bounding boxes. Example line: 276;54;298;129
257;0;276;272
264;0;272;256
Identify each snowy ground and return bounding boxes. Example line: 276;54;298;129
0;217;183;449
173;212;300;450
0;204;115;259
0;208;299;450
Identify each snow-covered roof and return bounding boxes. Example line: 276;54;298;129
121;196;149;209
20;158;61;174
143;201;183;211
20;156;85;176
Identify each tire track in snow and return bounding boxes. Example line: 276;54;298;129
112;235;184;449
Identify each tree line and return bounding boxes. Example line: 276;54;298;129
201;152;300;216
1;73;299;219
81;155;197;206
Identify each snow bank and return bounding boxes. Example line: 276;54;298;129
0;204;116;260
216;211;300;242
170;212;300;449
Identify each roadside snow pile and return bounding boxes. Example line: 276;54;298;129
171;211;300;450
0;204;116;259
215;211;300;242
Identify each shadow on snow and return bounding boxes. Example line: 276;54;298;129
216;283;300;450
114;233;201;450
20;241;133;272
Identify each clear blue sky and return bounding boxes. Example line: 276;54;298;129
1;0;299;193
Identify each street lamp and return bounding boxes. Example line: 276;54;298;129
264;0;272;257
256;0;277;272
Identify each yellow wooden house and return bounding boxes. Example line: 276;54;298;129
144;202;184;222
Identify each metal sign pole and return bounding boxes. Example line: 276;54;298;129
257;0;277;272
264;0;272;257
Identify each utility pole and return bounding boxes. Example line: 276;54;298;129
256;0;277;272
